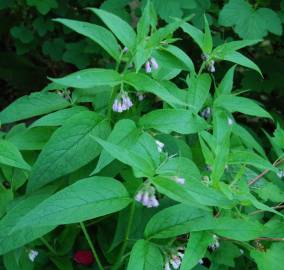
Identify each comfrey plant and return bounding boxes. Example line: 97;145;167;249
0;1;284;270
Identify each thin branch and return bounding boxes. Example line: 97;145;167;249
249;204;284;215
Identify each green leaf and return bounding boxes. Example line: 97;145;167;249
0;140;30;170
137;1;151;42
222;51;262;75
139;109;208;134
92;119;139;174
27;111;110;192
152;176;233;208
217;65;236;95
0;186;57;255
27;0;57;14
180;232;212;270
203;15;212;53
50;68;121;89
30;106;88;128
181;22;204;51
94;137;155;177
54;19;121;61
144;204;211;239
0;92;70;124
187;73;211;113
17;177;131;228
219;0;282;39
123;72;185;107
251;243;284;270
214;95;270;118
89;8;136;50
127;240;163;270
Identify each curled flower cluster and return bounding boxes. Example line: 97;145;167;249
135;186;159;208
172;176;185;185
28;249;39;262
145;57;159;73
112;93;133;113
200;107;212;119
207;60;215;73
165;251;184;270
209;234;220;250
155;140;165;152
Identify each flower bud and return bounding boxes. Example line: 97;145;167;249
145;61;152;73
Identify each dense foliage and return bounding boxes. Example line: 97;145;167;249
0;1;284;270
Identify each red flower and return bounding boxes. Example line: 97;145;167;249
73;250;94;265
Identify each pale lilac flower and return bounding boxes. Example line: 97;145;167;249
145;61;152;73
207;60;215;73
150;57;159;70
201;107;211;119
28;250;39;262
209;234;220;250
135;191;143;202
155;140;164;152
164;262;171;270
240;249;244;255
122;47;128;53
112;93;133;113
201;53;209;61
137;93;144;101
170;256;181;269
135;186;159;208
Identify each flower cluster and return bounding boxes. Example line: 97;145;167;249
28;249;39;262
145;57;159;73
207;60;216;73
112;93;133;113
164;249;185;270
155;140;165;152
135;185;159;208
201;107;212;119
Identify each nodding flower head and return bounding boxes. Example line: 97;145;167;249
122;47;128;53
201;107;212;119
28;249;39;262
172;176;185;185
145;61;152;73
155;140;164;152
150;57;159;70
137;92;144;101
135;185;159;208
227;117;234;126
112;93;133;113
209;234;220;250
207;60;216;73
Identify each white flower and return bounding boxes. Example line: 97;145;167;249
122;47;128;53
137;93;144;101
277;170;284;178
155;140;164;152
28;249;39;262
164;262;171;270
173;176;185;185
240;249;244;255
209;234;220;250
228;117;234;126
198;259;204;264
170;256;181;269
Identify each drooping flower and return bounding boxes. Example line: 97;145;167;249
207;60;215;73
172;176;185;185
145;57;159;73
228;117;234;126
155;140;165;152
122;47;128;53
170;255;182;269
73;250;94;266
28;249;39;262
201;107;212;119
112;93;133;113
135;185;159;208
209;234;220;250
145;61;152;73
164;261;171;270
137;92;144;101
150;57;159;70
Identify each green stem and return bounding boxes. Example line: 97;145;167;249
40;237;57;255
112;202;136;270
80;222;104;270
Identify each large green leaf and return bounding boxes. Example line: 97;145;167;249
89;8;136;50
17;177;131;228
0;92;70;124
144;204;211;239
0;186;57;255
127;240;163;270
180;232;213;270
54;19;121;60
214;95;270;118
50;68;121;89
27;111;110;192
139;109;208;134
0;140;30;170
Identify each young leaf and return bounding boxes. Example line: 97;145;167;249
93;137;156;177
180;232;213;270
92;119;140;174
137;1;151;42
203;15;213;53
50;68;121;89
144;204;211;239
0;140;30;170
214;95;271;118
30;106;88;128
54;19;121;60
89;8;136;50
27;111;110;192
181;22;204;51
17;177;131;228
139;109;208;134
217;65;236;95
0;92;70;124
127;240;163;270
